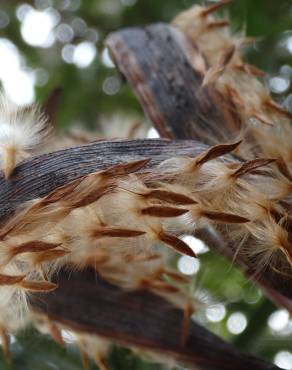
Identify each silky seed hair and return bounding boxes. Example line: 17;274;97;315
0;93;51;179
0;0;291;366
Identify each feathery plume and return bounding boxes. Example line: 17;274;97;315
0;93;51;179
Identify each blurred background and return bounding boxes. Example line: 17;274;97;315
0;0;292;369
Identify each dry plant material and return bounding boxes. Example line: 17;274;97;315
0;94;51;179
0;2;291;369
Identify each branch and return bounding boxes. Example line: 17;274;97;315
31;268;279;370
106;24;241;144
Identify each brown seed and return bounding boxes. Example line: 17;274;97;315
94;355;110;370
80;348;90;370
201;0;232;17
202;45;236;86
201;210;249;223
194;141;241;166
276;157;292;182
92;228;146;238
48;321;64;347
124;253;160;263
280;246;292;266
42;177;84;205
232;158;276;177
206;20;229;30
20;280;58;292
0;327;11;361
150;280;180;293
102;158;150;177
141;206;189;217
71;185;111;208
163;270;190;283
10;241;61;258
158;232;197;258
235;63;265;77
33;249;69;265
225;85;245;108
0;274;25;286
147;189;196;205
253;112;274;126
85;252;109;267
219;45;236;69
264;100;292;120
181;303;193;347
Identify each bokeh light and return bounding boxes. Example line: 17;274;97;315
102;76;121;95
61;329;77;344
274;351;292;369
0;38;35;105
268;310;290;332
20;7;59;48
56;23;74;43
102;48;115;68
147;127;159;138
269;76;290;94
182;235;209;255
177;256;200;275
227;312;247;335
0;10;9;29
73;41;97;68
206;304;226;323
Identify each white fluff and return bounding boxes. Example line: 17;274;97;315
0;93;50;178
